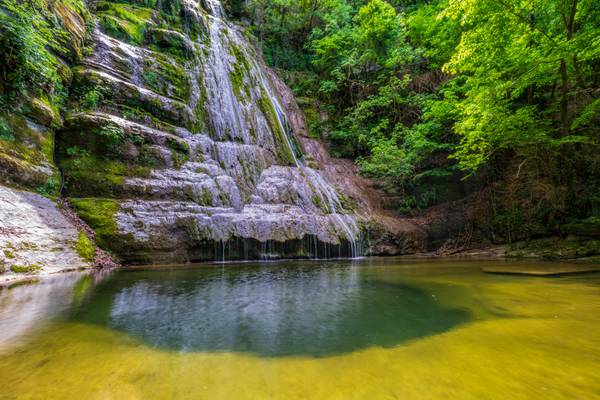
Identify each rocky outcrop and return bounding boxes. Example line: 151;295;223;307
0;0;428;267
0;186;92;282
267;69;428;256
0;0;97;278
55;0;367;263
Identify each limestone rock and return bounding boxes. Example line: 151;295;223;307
0;186;91;282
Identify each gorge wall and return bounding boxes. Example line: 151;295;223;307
0;0;427;275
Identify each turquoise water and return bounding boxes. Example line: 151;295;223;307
70;263;471;357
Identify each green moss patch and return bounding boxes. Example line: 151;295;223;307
141;53;190;102
257;91;301;165
10;263;42;274
70;198;119;250
96;2;153;45
75;231;96;262
0;113;59;191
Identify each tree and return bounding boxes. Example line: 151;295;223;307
444;0;600;172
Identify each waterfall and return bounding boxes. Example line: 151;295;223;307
193;0;362;258
253;65;362;258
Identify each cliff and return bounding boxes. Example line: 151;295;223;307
0;0;425;276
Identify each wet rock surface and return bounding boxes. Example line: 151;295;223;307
1;0;429;265
56;0;369;263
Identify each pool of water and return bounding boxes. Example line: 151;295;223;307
1;258;600;399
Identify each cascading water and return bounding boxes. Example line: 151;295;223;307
75;0;365;262
254;65;362;258
192;2;362;258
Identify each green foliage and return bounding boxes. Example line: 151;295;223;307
0;1;64;110
0;117;14;142
36;177;61;198
93;125;126;156
229;0;600;237
444;0;600;172
96;2;152;44
81;89;103;110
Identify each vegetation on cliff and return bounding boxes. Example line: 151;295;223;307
226;0;600;243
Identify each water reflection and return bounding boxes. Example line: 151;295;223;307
0;271;111;351
71;263;471;356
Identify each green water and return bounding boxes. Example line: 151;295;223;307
1;258;600;399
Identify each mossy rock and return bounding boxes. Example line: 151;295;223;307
75;231;96;262
145;28;194;60
141;53;191;102
10;263;42;274
70;198;121;250
26;97;62;128
71;68;191;128
95;2;153;45
0;113;59;192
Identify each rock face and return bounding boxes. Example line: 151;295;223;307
0;187;90;281
266;69;427;256
0;0;94;279
57;0;367;263
1;0;425;267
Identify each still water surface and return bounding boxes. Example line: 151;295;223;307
1;258;600;399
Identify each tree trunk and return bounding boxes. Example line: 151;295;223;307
559;59;569;136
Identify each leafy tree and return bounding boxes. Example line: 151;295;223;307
444;0;600;172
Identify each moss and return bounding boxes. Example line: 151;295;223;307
228;43;252;100
171;148;188;169
191;85;209;134
0;112;60;190
61;155;127;197
118;105;178;133
96;2;153;45
20;242;38;250
142;52;190;101
70;198;119;250
508;237;600;259
36;176;61;198
0;117;15;141
72;67;188;127
297;97;323;139
145;28;192;60
336;190;356;213
257;94;292;165
3;250;15;259
10;263;42;274
0;0;89;112
201;189;214;206
75;231;95;262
